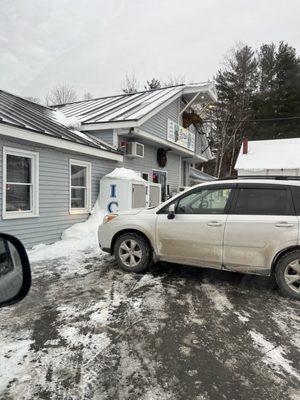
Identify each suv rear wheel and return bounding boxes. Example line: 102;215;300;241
114;233;151;273
275;250;300;300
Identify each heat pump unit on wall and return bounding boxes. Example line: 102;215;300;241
125;142;144;158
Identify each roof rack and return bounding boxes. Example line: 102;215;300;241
218;175;300;181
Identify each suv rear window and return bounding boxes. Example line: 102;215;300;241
233;187;294;216
291;186;300;215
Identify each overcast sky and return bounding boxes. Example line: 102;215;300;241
1;0;299;102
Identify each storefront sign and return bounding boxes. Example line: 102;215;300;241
167;119;195;152
107;184;119;213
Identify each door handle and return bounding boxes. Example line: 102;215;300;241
275;222;294;228
207;221;222;227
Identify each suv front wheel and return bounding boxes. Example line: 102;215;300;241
275;250;300;300
114;233;151;273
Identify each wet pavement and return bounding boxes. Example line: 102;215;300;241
0;251;299;400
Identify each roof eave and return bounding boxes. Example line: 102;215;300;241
183;82;218;103
0;123;123;162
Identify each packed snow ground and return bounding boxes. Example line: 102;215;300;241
1;193;300;399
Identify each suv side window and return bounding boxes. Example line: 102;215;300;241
291;186;300;215
174;188;232;215
233;187;294;216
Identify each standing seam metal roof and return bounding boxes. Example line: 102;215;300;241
0;90;120;153
55;86;185;124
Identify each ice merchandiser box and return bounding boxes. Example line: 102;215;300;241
99;169;148;213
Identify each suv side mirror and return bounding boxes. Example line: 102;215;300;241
167;203;176;220
0;234;31;308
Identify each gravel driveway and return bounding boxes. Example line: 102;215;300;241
0;250;299;400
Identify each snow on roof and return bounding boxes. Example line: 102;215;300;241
104;167;146;182
56;82;216;126
189;168;216;182
235;138;300;170
0;90;120;154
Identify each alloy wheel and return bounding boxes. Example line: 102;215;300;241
284;259;300;294
119;239;142;268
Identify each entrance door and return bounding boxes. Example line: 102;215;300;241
156;185;234;268
153;170;167;202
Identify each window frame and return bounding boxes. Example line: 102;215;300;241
69;159;91;214
3;147;39;220
230;183;295;216
157;183;236;215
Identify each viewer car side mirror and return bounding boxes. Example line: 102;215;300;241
167;203;176;220
0;233;31;308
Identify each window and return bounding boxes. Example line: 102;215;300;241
142;173;149;182
70;159;91;213
291;186;300;215
3;147;39;219
176;187;232;214
233;187;294;216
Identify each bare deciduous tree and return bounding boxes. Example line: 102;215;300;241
46;84;78;106
122;72;139;94
24;96;41;104
83;92;93;100
163;75;185;87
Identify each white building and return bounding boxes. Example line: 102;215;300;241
235;138;300;176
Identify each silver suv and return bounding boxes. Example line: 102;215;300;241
98;177;300;300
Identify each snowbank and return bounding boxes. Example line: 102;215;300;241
28;167;146;263
105;167;146;182
28;198;106;263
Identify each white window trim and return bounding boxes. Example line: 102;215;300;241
69;159;92;214
3;147;39;220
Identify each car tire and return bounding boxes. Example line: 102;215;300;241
114;233;151;273
275;250;300;300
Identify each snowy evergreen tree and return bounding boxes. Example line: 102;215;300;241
144;78;161;90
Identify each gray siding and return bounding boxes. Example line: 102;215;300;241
0;136;117;248
140;98;182;140
140;99;203;159
121;143;181;194
87;129;114;146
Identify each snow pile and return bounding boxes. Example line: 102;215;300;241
52;110;82;130
29;198;106;263
52;110;111;150
105;167;146;182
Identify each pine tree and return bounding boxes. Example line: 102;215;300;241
252;42;300;139
213;45;258;176
204;41;300;178
144;78;161;90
